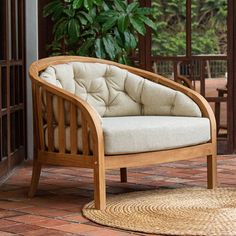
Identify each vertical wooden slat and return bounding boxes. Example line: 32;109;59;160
6;0;11;169
173;61;178;82
207;154;217;189
20;0;26;152
186;0;192;58
144;0;152;71
46;92;54;151
82;113;89;155
32;82;39;153
11;0;16;60
70;103;77;154
93;128;106;210
58;97;65;153
0;66;2;111
0;66;2;161
200;60;206;97
227;0;235;153
36;87;45;150
18;0;23;60
138;0;148;69
0;1;6;60
11;66;15;106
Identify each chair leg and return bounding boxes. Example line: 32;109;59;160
207;154;217;189
120;168;127;183
94;164;106;210
28;160;42;197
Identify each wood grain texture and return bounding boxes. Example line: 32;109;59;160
82;113;89;155
70;103;77;155
29;56;217;209
58;97;65;153
46;92;54;152
35;87;45;150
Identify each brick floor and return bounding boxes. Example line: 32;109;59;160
0;155;235;236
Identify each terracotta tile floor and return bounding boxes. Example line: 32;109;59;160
0;155;235;236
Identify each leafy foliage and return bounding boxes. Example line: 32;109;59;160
152;0;227;56
44;0;155;64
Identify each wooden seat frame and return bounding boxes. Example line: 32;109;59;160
28;56;217;210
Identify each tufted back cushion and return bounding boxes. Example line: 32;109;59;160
40;62;202;121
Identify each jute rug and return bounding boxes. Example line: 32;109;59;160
83;188;236;236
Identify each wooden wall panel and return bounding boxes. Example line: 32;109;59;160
0;0;26;179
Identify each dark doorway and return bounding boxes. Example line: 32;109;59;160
0;0;26;179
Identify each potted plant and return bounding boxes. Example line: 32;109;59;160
44;0;155;64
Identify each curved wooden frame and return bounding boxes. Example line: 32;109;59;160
29;56;217;210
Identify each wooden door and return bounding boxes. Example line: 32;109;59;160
0;0;26;179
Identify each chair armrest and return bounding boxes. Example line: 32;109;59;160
30;74;104;163
130;69;216;145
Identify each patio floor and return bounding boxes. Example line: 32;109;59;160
0;155;235;236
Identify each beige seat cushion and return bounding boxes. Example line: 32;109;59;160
45;116;211;155
40;62;202;124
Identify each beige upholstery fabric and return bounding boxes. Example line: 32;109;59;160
45;116;210;155
40;62;202;121
44;126;93;154
102;116;210;154
41;62;210;155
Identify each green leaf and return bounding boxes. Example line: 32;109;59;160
124;31;137;49
68;18;80;40
78;37;95;55
102;2;110;11
77;15;87;25
130;17;146;35
43;0;61;17
138;15;156;30
102;35;116;60
136;7;152;15
53;17;66;33
99;10;118;18
119;54;128;64
94;0;103;6
113;28;123;47
72;0;83;9
127;2;139;13
51;4;64;21
84;0;93;11
95;38;106;58
102;17;117;32
81;29;96;37
54;20;67;41
114;0;126;12
118;15;129;33
96;14;109;22
80;11;93;23
63;8;75;17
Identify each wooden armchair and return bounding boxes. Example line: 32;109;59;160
28;56;217;210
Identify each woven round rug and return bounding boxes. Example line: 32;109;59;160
83;188;236;236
